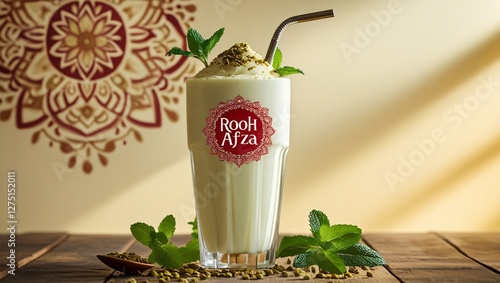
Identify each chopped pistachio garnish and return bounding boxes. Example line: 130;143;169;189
210;42;269;67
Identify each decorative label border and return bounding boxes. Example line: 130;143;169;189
203;96;275;167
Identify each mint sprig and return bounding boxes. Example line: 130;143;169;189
167;27;224;67
130;215;199;269
167;27;303;77
277;210;385;274
272;47;304;77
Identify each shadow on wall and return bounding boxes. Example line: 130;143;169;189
372;133;500;229
286;31;500;195
488;213;500;229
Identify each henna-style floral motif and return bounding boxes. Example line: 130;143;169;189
0;0;197;173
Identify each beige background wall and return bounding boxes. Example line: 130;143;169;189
1;0;499;235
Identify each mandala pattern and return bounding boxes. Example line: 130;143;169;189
203;96;275;167
0;0;197;173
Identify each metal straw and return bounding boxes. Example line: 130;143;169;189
264;9;335;64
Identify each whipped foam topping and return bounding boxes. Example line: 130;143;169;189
195;42;277;78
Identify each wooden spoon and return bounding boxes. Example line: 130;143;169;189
96;254;155;275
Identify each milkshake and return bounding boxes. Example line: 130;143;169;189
187;43;290;269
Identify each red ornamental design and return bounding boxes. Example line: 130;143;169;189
0;0;197;174
46;1;126;81
203;96;275;167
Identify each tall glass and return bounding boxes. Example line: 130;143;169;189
187;76;290;269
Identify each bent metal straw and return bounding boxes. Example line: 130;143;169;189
264;9;335;64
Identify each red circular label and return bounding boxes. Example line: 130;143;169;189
203;96;275;166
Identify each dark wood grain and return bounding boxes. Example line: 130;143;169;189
438;232;500;272
1;235;133;283
2;233;499;282
364;233;500;282
0;233;68;280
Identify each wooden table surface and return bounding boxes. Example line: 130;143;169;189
1;233;499;282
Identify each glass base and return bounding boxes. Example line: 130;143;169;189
200;250;276;269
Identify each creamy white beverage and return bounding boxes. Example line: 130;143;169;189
187;43;290;268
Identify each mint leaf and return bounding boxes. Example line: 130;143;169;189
201;27;224;58
158;214;176;239
150;230;157;244
183;237;199;252
292;252;311;268
277;209;385;274
272;48;283;69
309;209;330;240
179;245;199;264
338;243;386;266
148;250;156;264
152;244;184;269
186;28;208;66
319;225;336;242
322;249;347;274
276;235;319;257
296;249;346;275
187;218;198;240
181;218;200;263
130;222;155;248
275;66;304;76
166;47;193;57
156;232;169;244
167;27;224;67
187;28;204;57
320;225;361;242
320;224;362;251
272;47;304;77
131;216;200;269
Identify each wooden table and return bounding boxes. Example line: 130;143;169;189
1;233;499;282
